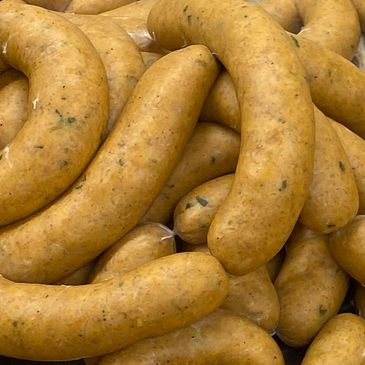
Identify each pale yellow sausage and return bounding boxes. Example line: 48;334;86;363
294;36;365;138
200;72;240;132
85;222;175;365
0;3;108;226
0;252;228;361
275;226;349;347
174;174;234;245
0;45;219;284
187;245;280;333
331;121;365;214
223;267;280;333
329;215;365;284
0;77;28;149
98;310;284;365
89;223;176;283
301;313;365;365
143;122;240;224
296;0;360;59
67;0;135;14
62;14;145;133
148;0;314;275
1;16;144;143
261;0;360;59
299;107;359;233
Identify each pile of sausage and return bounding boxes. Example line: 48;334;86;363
0;0;365;363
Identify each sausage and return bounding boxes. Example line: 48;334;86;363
293;35;365;138
174;174;234;245
0;3;108;226
299;107;359;233
0;45;219;284
275;225;349;347
329;215;365;284
0;252;229;360
0;77;28;149
261;0;360;59
301;313;365;365
61;14;145;133
200;72;240;132
66;0;135;15
1;15;144;143
331;121;365;214
143;122;240;224
185;245;280;333
148;0;314;275
98;310;284;365
89;223;176;283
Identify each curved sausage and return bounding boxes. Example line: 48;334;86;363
98;310;284;365
0;252;228;360
0;3;108;225
148;0;314;275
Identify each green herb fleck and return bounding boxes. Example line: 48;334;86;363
278;180;287;192
187;15;192;25
196;196;208;207
290;35;300;48
185;202;193;209
52;109;77;130
118;159;124;166
339;161;345;172
319;305;328;316
34;145;44;149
